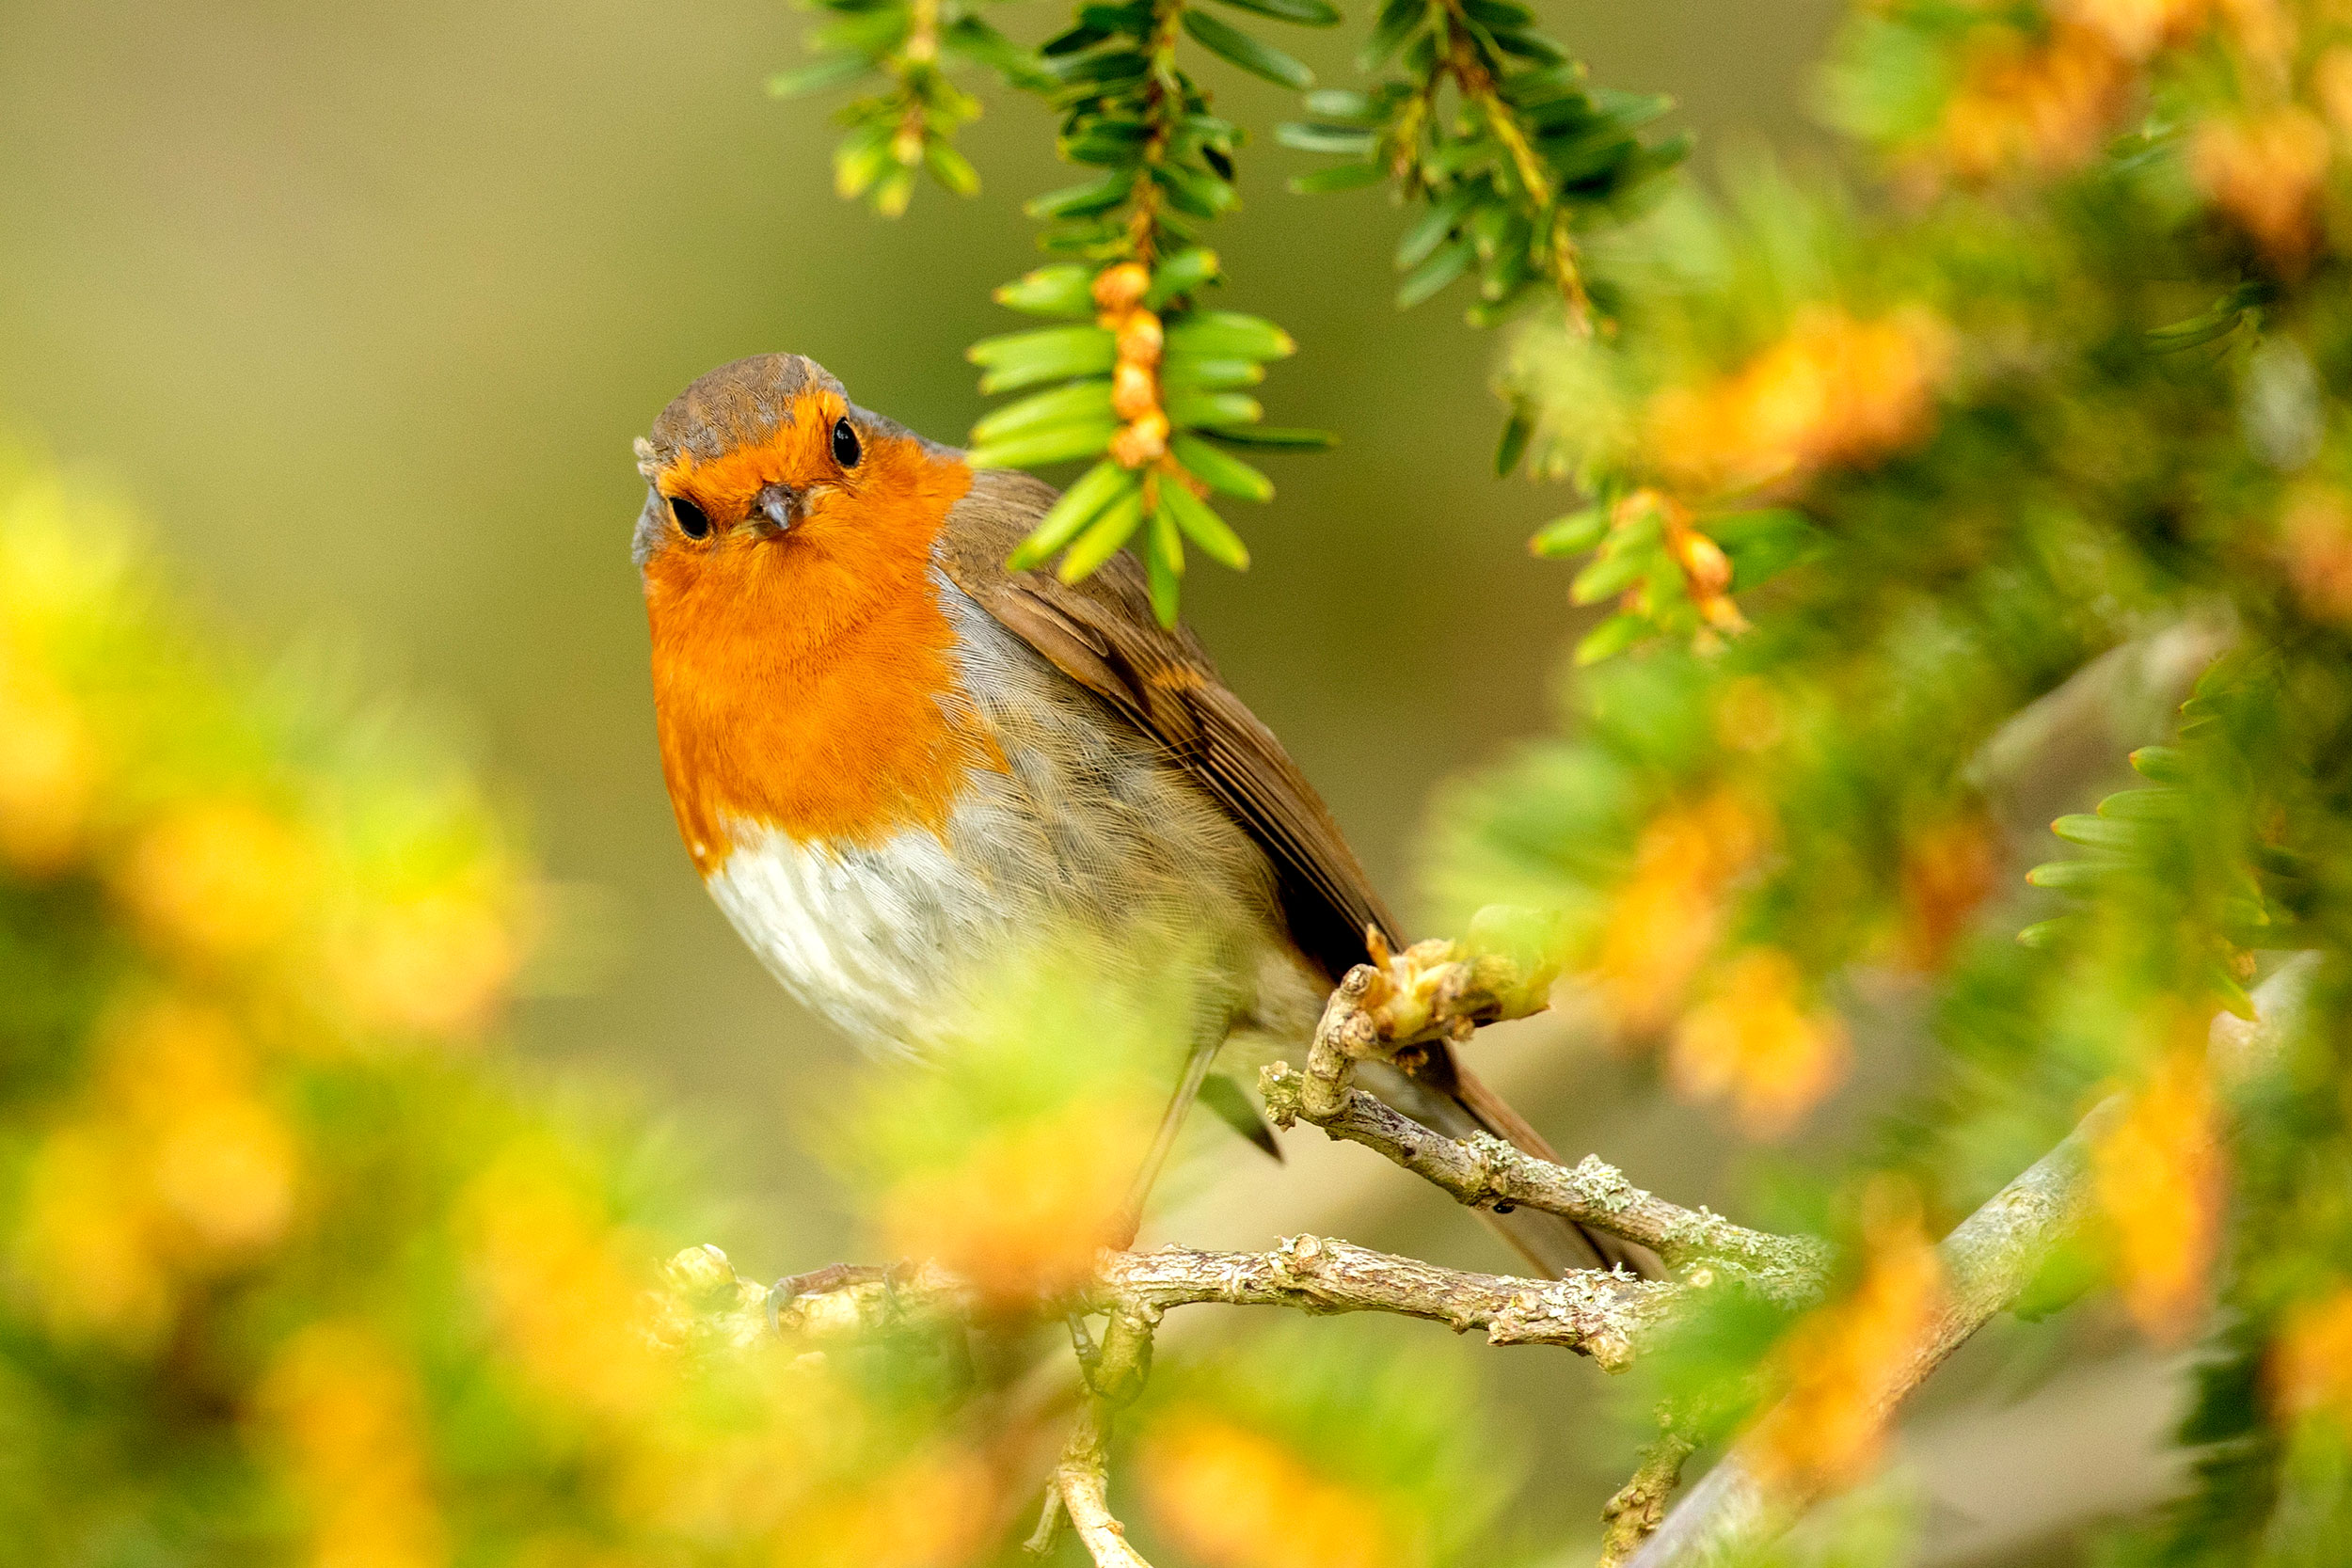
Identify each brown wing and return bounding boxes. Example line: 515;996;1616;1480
941;469;1662;1280
937;467;1395;983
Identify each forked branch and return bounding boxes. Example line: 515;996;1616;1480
1266;933;1831;1304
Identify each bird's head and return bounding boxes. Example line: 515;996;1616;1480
632;354;990;863
632;354;971;646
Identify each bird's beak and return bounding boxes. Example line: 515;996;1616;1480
752;482;801;536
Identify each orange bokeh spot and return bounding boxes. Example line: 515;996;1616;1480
1591;790;1767;1037
1936;24;2130;182
1669;947;1850;1138
1749;1182;1946;1494
260;1321;448;1568
2272;1284;2352;1429
117;799;317;964
876;1098;1151;1307
2094;1041;2225;1344
0;667;97;874
2194;109;2332;269
1137;1407;1406;1568
1649;308;1952;497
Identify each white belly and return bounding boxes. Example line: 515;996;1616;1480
705;823;976;1051
702;586;1327;1061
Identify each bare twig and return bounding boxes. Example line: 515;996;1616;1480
1044;1306;1161;1568
1598;1428;1701;1568
1097;1236;1676;1370
1053;1400;1153;1567
655;1235;1677;1370
1024;1484;1067;1557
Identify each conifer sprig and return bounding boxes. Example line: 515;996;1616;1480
771;0;1046;214
1281;0;1687;334
961;0;1343;620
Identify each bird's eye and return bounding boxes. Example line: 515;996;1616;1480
832;417;861;468
669;494;710;539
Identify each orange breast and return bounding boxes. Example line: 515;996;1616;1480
643;443;1001;873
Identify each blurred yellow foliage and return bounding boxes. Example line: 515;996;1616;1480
792;1446;1001;1568
2194;108;2332;266
2280;484;2352;623
1591;789;1767;1036
0;456;930;1562
1138;1405;1410;1568
260;1321;450;1568
110;996;300;1251
2271;1283;2352;1427
118;799;320;966
876;1097;1152;1306
2314;45;2352;133
2093;1038;2223;1343
1669;947;1851;1137
1750;1182;1946;1495
1649;307;1952;496
12;995;298;1347
11;1121;178;1346
2065;0;2209;57
1937;24;2128;180
459;1148;668;1428
332;889;520;1040
0;665;96;874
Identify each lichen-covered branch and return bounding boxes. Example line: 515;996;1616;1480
653;1233;1677;1371
1262;1064;1829;1306
1266;935;1830;1305
1097;1236;1676;1370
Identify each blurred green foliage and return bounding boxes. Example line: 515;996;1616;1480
1421;0;2352;1556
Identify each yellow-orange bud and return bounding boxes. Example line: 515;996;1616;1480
1677;530;1734;596
1110;412;1171;468
1093;261;1152;313
1116;310;1164;369
1113;361;1159;421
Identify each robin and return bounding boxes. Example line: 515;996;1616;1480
634;353;1651;1279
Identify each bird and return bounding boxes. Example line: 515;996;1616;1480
632;352;1651;1279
